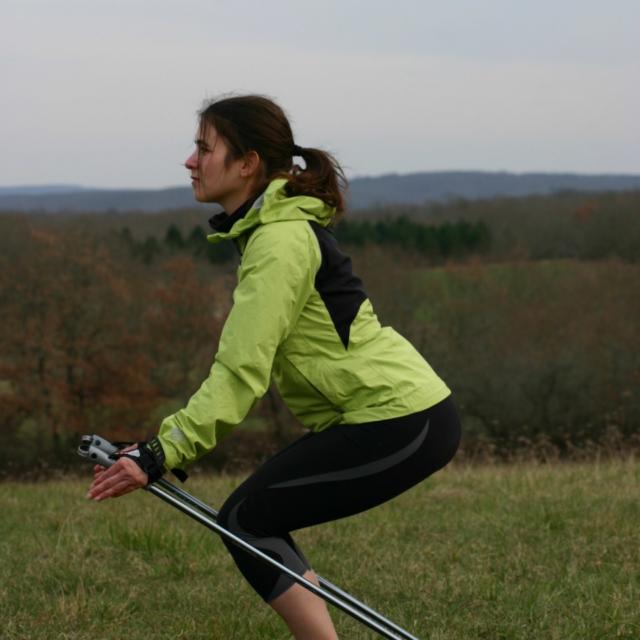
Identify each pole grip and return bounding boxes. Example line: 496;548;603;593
78;434;119;468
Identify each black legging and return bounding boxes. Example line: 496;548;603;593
218;394;462;602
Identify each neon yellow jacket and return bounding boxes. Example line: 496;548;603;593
157;179;450;470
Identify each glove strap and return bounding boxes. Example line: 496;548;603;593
114;437;188;484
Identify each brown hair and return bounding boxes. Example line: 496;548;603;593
198;94;347;217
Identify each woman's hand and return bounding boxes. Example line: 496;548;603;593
86;446;149;501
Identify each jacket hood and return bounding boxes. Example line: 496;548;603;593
207;178;335;244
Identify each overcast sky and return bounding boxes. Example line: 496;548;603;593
2;0;639;188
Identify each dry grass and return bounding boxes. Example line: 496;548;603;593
1;460;638;639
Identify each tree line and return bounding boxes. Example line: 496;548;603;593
114;216;492;265
0;189;638;474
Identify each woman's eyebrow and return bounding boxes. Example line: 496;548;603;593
195;138;210;148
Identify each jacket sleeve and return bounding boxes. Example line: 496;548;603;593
156;221;321;471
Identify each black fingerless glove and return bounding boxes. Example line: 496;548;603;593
117;437;188;484
119;437;166;484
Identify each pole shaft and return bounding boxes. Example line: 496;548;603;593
147;482;405;640
156;479;420;640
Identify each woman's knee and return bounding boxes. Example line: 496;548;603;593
219;488;273;540
218;490;243;534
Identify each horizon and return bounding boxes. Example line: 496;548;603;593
3;167;640;194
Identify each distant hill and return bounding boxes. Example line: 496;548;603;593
1;172;640;213
0;184;88;196
347;172;640;208
0;186;207;213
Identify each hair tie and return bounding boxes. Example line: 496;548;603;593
292;144;304;156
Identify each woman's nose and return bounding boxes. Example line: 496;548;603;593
185;150;198;170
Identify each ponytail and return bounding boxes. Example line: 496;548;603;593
285;146;347;217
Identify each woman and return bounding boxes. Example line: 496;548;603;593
87;94;461;639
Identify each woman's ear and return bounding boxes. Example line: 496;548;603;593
240;150;262;178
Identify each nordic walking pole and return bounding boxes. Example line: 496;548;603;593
80;434;413;637
78;435;421;640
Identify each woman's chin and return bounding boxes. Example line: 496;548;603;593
191;187;208;203
190;184;218;204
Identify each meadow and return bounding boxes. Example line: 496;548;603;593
1;459;638;639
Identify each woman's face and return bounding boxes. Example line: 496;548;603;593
184;124;244;206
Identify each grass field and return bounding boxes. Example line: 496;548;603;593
1;460;638;639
